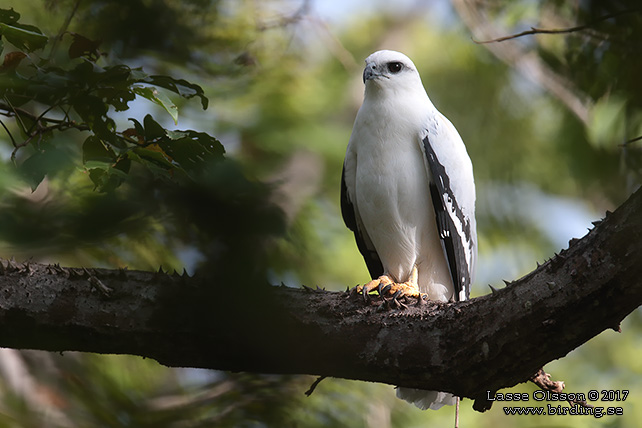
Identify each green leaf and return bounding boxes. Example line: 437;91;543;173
129;147;176;178
133;86;179;124
68;32;101;60
158;130;224;174
587;96;627;148
84;160;113;170
144;75;209;109
128;118;145;136
0;8;20;25
129;67;149;81
83;136;116;164
143;114;166;140
85;160;129;192
18;147;72;190
0;22;48;52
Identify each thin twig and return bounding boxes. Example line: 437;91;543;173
6;115;90;161
530;368;564;392
49;0;83;59
3;99;27;147
0;103;89;130
620;135;642;147
455;396;460;428
474;8;642;44
27;103;63;136
0;119;17;147
304;376;326;396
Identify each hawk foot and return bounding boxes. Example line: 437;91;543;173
354;271;424;309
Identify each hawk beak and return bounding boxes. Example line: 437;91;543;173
363;64;377;83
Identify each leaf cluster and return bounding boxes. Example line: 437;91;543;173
0;7;284;274
0;8;215;192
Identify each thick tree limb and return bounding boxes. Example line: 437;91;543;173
0;188;641;412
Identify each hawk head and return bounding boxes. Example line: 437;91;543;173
362;50;423;94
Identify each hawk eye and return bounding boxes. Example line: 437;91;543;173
387;62;403;73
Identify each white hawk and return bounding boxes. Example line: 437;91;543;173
341;50;477;410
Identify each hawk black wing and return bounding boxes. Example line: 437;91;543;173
422;135;473;301
340;165;384;279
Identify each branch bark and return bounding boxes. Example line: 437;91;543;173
1;188;641;412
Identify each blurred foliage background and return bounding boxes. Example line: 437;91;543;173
0;0;640;426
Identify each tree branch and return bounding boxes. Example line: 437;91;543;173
0;188;641;412
451;0;593;124
473;8;642;44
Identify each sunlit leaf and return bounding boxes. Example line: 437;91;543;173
144;75;208;109
133;86;179;124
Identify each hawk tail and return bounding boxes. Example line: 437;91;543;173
396;387;457;411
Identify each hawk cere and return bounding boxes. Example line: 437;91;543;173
341;50;477;410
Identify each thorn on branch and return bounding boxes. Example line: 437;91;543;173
21;261;34;276
53;263;66;275
6;258;19;273
68;268;84;279
83;267;113;297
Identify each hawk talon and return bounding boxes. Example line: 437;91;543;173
391;289;404;300
379;283;392;296
376;300;390;312
389;290;409;309
363;289;371;303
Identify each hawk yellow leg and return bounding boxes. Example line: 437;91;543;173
357;266;422;302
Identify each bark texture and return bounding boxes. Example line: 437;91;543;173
0;188;641;412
